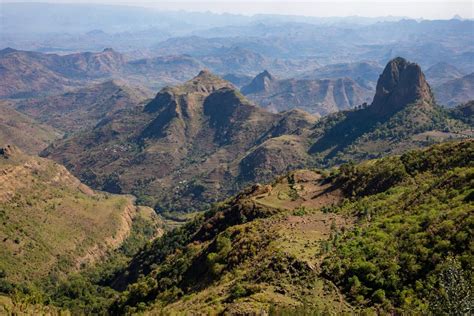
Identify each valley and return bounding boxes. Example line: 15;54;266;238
0;5;473;315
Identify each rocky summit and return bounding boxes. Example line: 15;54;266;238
241;70;274;94
370;57;434;116
308;57;470;164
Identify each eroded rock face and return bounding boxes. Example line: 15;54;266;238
370;57;433;115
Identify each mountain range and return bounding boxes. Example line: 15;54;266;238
0;6;473;315
15;80;152;133
41;70;317;212
433;72;474;107
425;61;466;87
241;70;373;115
41;57;472;213
0;47;320;99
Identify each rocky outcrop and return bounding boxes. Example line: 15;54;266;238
43;70;317;212
0;145;21;159
370;57;433;115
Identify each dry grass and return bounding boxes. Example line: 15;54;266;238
0;151;139;283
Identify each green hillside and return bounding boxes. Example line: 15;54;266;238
50;140;470;314
0;146;162;313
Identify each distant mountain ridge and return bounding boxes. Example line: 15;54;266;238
425;62;465;87
299;61;383;89
0;48;201;98
433;73;474;107
15;80;152;132
242;70;373;115
0;47;320;99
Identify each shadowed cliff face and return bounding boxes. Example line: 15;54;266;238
370;57;433;116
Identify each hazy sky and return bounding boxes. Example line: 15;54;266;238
2;1;473;19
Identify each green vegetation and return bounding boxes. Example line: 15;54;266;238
109;140;473;314
0;151;134;284
311;99;471;168
1;141;472;314
321;141;473;312
0;151;162;313
0;205;161;314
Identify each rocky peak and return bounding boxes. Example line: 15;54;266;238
187;70;234;93
370;57;433;115
144;71;233;113
197;69;213;77
241;70;275;94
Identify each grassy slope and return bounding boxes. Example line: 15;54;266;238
0;148;161;287
109;140;472;314
0;101;62;154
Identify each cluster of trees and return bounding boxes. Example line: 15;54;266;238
321;141;473;312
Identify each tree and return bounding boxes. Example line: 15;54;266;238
429;257;473;315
